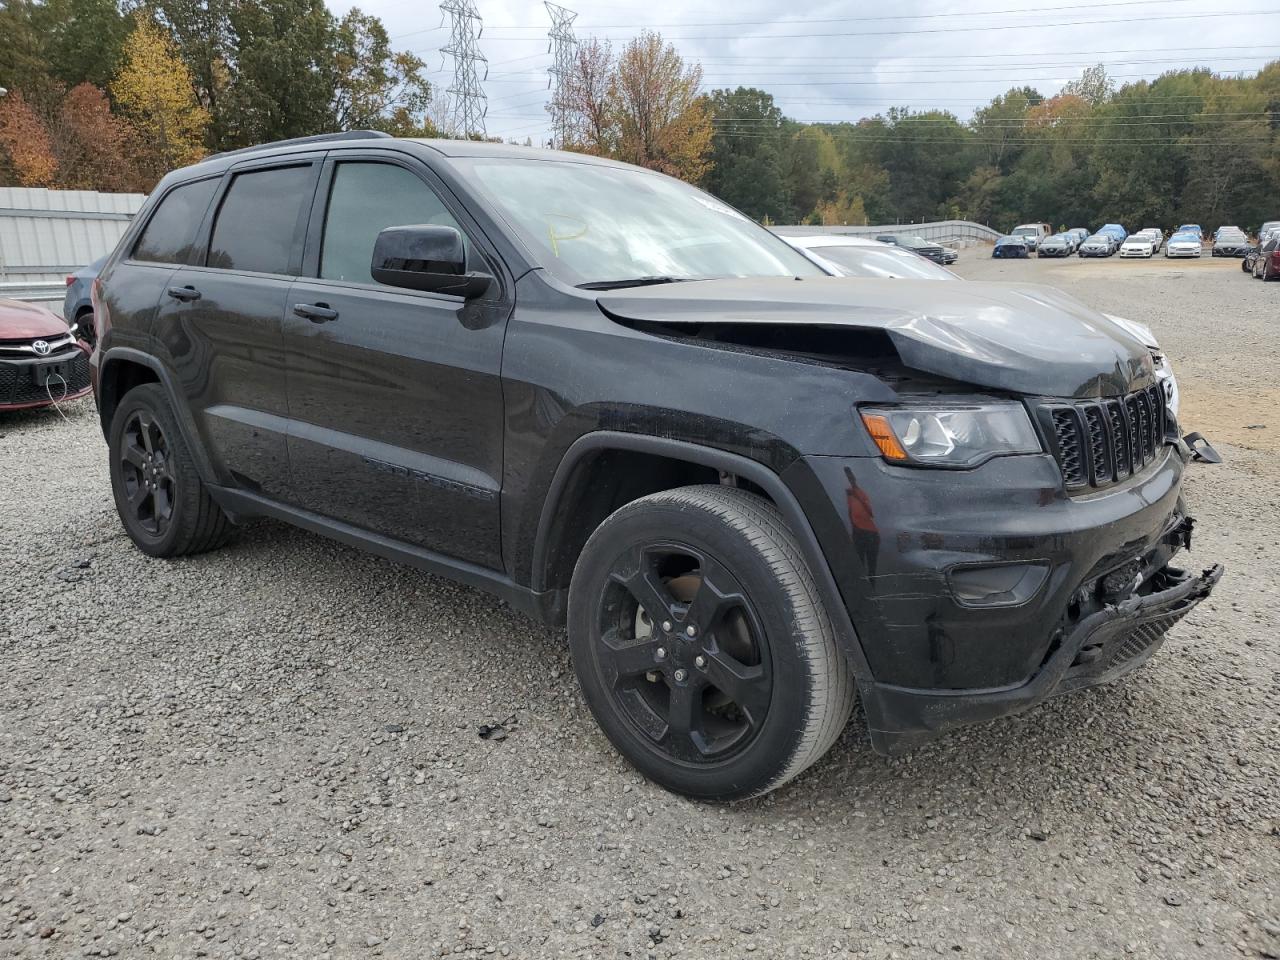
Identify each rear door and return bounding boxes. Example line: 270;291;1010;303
283;151;510;567
100;175;222;346
150;155;321;500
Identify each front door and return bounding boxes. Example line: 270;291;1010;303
284;155;509;568
151;158;321;500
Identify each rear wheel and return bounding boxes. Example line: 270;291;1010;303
108;383;234;557
74;308;95;348
567;485;855;800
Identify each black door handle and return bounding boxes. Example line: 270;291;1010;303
166;285;201;302
293;302;339;323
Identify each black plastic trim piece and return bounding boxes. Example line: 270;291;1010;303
531;430;873;678
208;486;559;623
97;346;218;483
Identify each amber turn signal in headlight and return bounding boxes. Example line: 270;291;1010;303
859;403;1042;468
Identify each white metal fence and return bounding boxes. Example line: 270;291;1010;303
0;187;145;301
773;220;1002;248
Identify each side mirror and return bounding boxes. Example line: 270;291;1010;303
371;224;492;299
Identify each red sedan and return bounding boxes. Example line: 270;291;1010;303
0;298;92;411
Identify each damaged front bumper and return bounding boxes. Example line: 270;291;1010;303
784;435;1223;757
858;562;1222;755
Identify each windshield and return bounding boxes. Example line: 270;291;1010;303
455;157;822;286
1012;227;1037;237
806;243;954;279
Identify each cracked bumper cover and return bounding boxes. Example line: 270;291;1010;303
858;562;1223;755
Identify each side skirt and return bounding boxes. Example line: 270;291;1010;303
209;485;563;625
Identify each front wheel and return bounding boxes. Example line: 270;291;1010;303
567;485;855;800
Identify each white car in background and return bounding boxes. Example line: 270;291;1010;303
1165;232;1203;258
779;232;1179;416
778;233;957;279
1135;228;1164;251
1119;235;1155;258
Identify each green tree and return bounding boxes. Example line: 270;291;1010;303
332;9;432;135
705;88;789;221
223;0;336;146
43;0;130;90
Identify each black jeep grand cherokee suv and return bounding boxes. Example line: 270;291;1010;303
90;132;1220;800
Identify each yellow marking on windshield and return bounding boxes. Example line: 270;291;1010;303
547;215;588;257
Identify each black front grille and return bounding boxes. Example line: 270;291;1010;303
0;351;91;406
1042;383;1168;490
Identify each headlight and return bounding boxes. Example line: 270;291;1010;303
860;403;1042;468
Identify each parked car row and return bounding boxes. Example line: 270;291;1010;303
996;220;1280;263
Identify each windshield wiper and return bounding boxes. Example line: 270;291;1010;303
576;276;696;290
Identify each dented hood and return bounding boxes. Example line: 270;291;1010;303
597;277;1152;399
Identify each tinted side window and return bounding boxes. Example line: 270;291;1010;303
208;166;313;275
320;162;463;286
133;178;219;264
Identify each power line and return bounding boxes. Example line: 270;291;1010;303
393;0;1232;37
479;11;1278;42
570;0;1223;29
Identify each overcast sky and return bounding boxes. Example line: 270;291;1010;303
328;0;1280;143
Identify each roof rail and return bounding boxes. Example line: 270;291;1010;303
202;130;393;163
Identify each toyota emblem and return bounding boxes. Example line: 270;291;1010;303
32;339;51;356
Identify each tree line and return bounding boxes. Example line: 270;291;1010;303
557;45;1280;233
1;8;1277;233
0;0;432;191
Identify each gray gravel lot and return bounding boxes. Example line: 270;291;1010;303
2;256;1278;960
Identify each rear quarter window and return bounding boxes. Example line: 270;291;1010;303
132;177;220;264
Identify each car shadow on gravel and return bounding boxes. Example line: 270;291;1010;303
217;517;1192;823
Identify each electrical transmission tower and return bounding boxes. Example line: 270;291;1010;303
544;2;578;149
439;0;488;139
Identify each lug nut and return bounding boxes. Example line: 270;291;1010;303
685;625;697;637
673;669;687;682
655;647;667;661
661;621;672;632
695;655;706;669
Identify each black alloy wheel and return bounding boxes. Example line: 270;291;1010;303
118;409;176;538
593;541;772;764
568;485;855;800
108;383;233;557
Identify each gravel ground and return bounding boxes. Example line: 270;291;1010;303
2;257;1277;960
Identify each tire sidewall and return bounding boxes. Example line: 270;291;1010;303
568;496;818;800
108;384;198;558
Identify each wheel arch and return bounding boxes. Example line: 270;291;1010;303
97;347;218;484
531;431;872;678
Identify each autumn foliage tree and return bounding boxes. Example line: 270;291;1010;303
112;15;211;179
0;91;58;186
612;32;712;182
50;84;143;192
561;31;713;184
